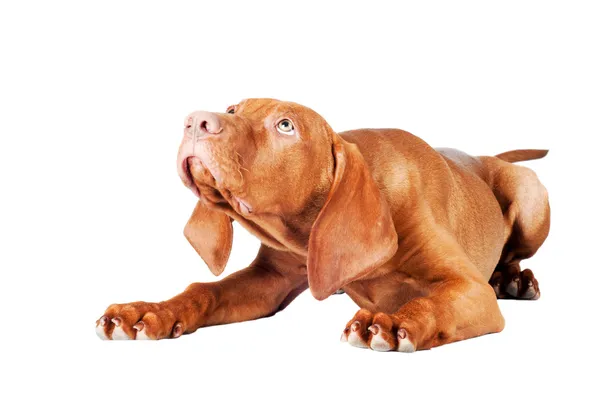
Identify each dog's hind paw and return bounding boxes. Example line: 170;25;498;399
490;266;540;300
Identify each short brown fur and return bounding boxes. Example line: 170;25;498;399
97;99;550;351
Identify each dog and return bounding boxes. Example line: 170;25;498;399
96;98;550;351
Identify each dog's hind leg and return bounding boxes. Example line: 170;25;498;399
486;161;550;300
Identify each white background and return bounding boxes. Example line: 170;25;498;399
1;1;598;399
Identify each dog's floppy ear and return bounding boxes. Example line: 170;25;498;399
307;134;398;300
184;201;233;276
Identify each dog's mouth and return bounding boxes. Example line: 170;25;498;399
178;157;202;198
178;156;253;215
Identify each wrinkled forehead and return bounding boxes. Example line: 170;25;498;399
237;98;315;120
235;98;329;140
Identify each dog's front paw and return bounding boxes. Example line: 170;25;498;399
95;302;185;340
340;309;415;352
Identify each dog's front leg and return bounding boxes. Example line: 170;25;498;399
341;240;506;351
95;246;307;340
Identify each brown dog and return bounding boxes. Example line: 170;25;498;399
95;99;550;351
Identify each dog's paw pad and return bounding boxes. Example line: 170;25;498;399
340;330;348;342
95;316;110;340
367;324;394;352
347;321;369;348
506;277;520;297
341;310;374;349
519;269;540;300
132;322;151;340
111;325;132;340
397;328;416;352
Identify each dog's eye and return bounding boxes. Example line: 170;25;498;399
226;106;235;114
276;119;295;135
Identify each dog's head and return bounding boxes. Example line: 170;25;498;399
178;99;397;299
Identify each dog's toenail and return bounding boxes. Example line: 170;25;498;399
398;328;407;339
351;321;360;331
99;316;107;326
111;318;122;327
133;322;144;331
173;323;184;338
368;324;380;335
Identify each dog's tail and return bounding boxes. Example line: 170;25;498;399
495;149;549;163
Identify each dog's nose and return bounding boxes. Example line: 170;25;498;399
186;111;223;136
